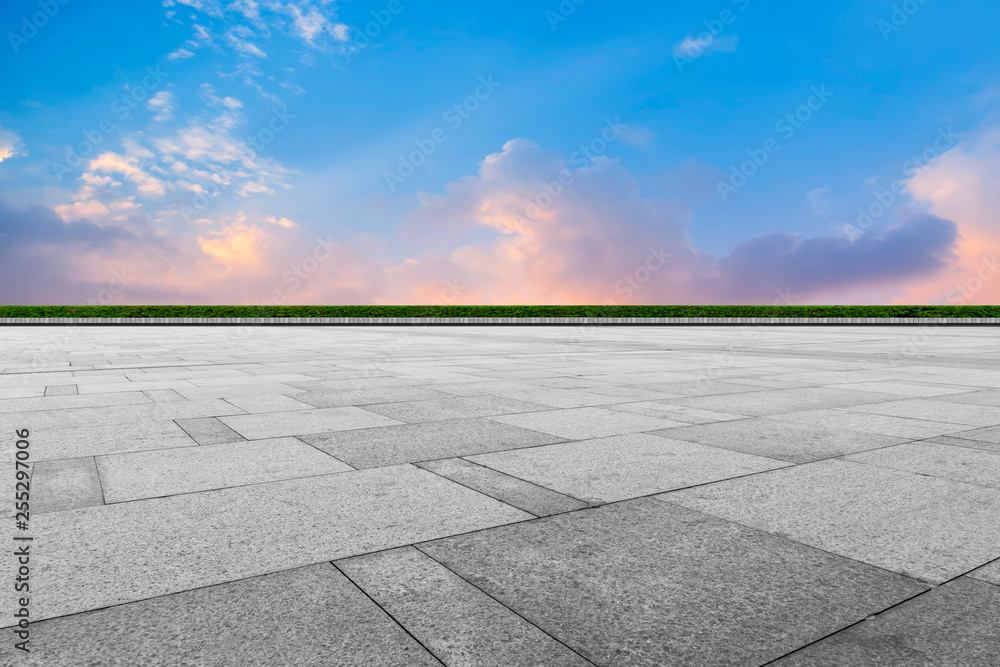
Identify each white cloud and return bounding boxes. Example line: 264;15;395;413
264;215;296;228
807;186;833;216
147;91;178;122
0;126;25;163
54;199;111;222
673;33;738;59
88;152;167;197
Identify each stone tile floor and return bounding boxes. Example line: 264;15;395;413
1;325;998;666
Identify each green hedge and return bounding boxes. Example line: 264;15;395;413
0;305;997;318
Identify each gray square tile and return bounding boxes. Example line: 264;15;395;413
176;417;247;445
844;442;1000;489
655;418;907;463
222;394;313;413
767;409;970;439
968;560;1000;586
843;399;1000;427
360;395;549;423
337;547;589;666
301;418;565;469
31;457;104;513
659;387;901;417
293;386;448;408
468;433;788;503
417;458;591;516
0;564;440;667
420;498;927;666
219;407;402;439
772;577;1000;666
97;437;353;502
663;460;1000;583
490;407;689;440
5;465;529;625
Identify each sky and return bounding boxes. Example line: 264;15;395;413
0;0;998;306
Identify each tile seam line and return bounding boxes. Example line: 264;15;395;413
330;562;449;667
408;543;603;667
760;560;1000;665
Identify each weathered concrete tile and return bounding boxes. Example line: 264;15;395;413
844;398;1000;426
967;560;1000;586
417;458;591;516
0;391;151;414
936;424;1000;446
77;379;197;395
639;380;776;398
294;386;448;408
923;435;1000;454
2;465;530;625
0;564;440;667
220;407;402;439
98;437;353;502
43;384;78;397
662;460;1000;583
659;387;901;417
654;418;907;463
420;498;927;667
845;441;1000;489
831;381;976;397
301;418;565;469
577;385;683;400
149;398;247;420
489;407;689;440
934;390;1000;407
337;547;588;667
143;388;186;402
31;457;104;513
175;417;247;445
222;394;313;413
175;382;308;400
186;373;320;387
360;395;550;423
766;409;969;439
772;577;1000;666
607;401;750;424
469;433;788;503
0;419;196;461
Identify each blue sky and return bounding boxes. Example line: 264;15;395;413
1;0;998;305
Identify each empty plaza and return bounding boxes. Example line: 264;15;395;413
2;324;999;666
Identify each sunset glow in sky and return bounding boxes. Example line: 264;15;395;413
1;0;998;305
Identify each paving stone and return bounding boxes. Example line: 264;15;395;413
0;419;197;460
337;547;588;667
766;409;970;439
143;388;187;402
933;424;1000;446
359;395;550;423
176;382;309;400
416;457;591;516
659;387;901;417
77;379;198;395
923;435;1000;454
606;401;754;424
468;433;788;503
772;577;1000;666
293;386;448;408
186;373;321;387
301;418;565;469
934;390;1000;407
97;437;353;502
830;381;976;397
638;379;776;397
0;564;440;667
420;497;927;667
176;416;247;445
43;384;78;397
0;391;151;414
844;398;1000;427
488;406;691;440
2;464;529;625
578;384;683;400
662;459;1000;583
219;407;403;439
654;418;907;463
967;560;1000;586
221;393;314;413
844;441;1000;489
31;457;104;513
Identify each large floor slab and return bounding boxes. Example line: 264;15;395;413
468;433;788;503
662;459;1000;583
0;564;440;666
4;464;529;625
420;498;927;666
2;325;998;663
